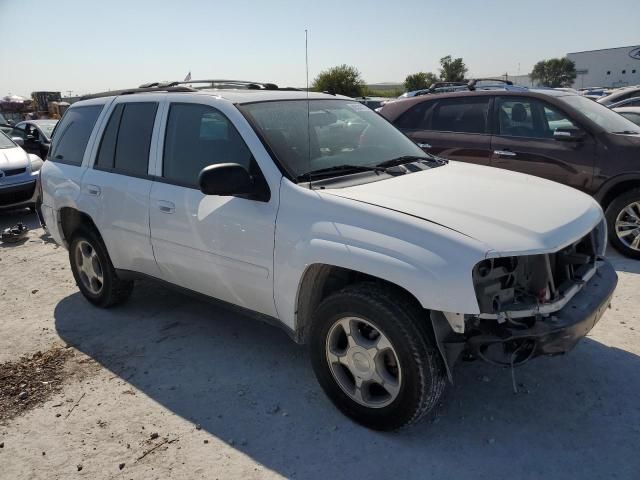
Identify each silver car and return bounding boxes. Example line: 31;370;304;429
0;131;42;210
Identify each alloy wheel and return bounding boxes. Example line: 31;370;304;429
615;201;640;252
325;316;402;408
74;240;104;295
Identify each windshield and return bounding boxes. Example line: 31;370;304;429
239;99;428;179
0;131;16;148
562;95;639;133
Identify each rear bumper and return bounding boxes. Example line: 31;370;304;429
0;180;37;210
468;259;618;359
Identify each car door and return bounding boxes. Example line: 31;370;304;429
80;99;161;277
149;98;279;318
490;96;596;192
396;96;493;165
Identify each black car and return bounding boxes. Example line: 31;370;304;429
11;120;58;158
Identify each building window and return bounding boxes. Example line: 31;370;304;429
633;69;637;74
622;70;626;74
606;71;611;75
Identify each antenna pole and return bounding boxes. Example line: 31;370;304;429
305;29;312;189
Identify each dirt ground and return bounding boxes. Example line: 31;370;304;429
0;208;639;480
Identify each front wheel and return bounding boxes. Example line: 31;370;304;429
309;283;447;431
606;188;640;259
69;228;134;307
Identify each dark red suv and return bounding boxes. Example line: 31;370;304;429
380;89;640;258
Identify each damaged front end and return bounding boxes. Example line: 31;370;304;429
434;223;618;376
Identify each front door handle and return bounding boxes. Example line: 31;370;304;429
157;200;175;214
417;142;432;149
86;184;101;196
494;150;517;157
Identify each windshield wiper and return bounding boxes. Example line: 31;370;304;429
375;155;442;168
612;130;639;135
297;164;386;181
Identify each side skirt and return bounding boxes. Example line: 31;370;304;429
115;268;298;343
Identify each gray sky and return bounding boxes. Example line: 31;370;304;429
1;0;639;97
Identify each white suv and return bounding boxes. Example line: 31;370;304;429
41;80;618;430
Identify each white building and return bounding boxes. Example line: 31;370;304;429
568;45;640;89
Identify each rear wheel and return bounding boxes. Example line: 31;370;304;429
309;283;447;431
606;188;640;259
69;228;133;307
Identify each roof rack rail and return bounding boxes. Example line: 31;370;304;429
138;79;301;91
80;85;197;100
467;78;513;91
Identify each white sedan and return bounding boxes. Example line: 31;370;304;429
0;131;42;211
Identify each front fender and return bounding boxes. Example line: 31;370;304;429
273;180;487;331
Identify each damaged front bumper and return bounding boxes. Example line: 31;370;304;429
432;258;617;378
466;259;617;361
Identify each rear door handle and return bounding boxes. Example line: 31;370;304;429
157;200;175;214
417;142;432;149
86;184;101;196
494;150;517;157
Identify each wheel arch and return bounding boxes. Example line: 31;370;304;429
294;263;431;344
595;175;640;211
59;207;101;248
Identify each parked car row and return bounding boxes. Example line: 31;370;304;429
379;85;640;258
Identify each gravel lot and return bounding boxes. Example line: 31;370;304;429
1;208;639;480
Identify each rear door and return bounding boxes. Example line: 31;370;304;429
80;99;161;277
395;96;493;165
490;96;595;191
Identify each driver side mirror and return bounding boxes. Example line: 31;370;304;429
199;163;254;196
553;128;586;141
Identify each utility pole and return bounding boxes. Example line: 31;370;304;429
66;90;73;98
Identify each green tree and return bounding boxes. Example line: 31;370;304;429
312;64;365;97
404;72;439;91
439;55;468;82
530;58;577;88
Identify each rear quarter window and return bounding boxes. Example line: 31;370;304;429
50;105;103;165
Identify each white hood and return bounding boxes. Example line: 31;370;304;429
0;146;29;171
324;161;603;256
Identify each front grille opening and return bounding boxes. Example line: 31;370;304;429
473;230;597;315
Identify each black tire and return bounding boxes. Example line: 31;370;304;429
605;188;640;260
309;282;447;431
68;228;134;307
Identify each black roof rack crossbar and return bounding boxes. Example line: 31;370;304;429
467;78;514;91
80;85;197;100
138;79;300;91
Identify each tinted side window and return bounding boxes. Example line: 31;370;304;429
163;103;252;186
497;98;536;137
394;102;431;130
114;103;158;176
95;104;124;169
543;105;578;134
50;106;103;165
431;98;489;134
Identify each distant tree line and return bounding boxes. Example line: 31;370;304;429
311;54;578;97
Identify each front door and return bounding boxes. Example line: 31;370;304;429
490;96;595;192
399;96;493;165
149;99;279;317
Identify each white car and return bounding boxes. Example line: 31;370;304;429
40;80;618;430
0;131;43;211
613;106;640;126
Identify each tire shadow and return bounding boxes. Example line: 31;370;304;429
54;280;640;480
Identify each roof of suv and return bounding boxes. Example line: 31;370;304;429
77;80;351;105
380;88;578;122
